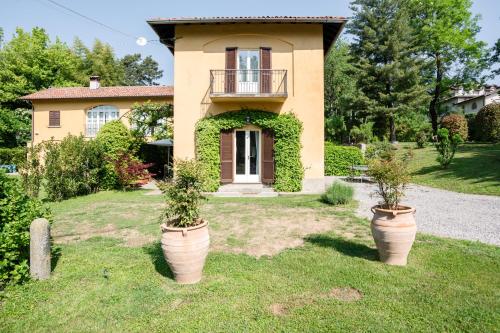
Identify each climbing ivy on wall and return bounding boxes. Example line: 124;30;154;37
195;110;303;192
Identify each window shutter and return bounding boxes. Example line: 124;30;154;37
49;111;60;127
220;130;233;183
261;129;275;184
225;47;237;93
260;47;272;94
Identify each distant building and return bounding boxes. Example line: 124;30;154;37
440;85;499;114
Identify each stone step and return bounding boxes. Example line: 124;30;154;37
215;183;278;197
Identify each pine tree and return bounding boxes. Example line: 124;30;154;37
348;0;429;142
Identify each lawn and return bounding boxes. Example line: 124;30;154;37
400;142;500;196
1;191;499;332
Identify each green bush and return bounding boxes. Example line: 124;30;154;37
0;171;51;288
17;145;44;198
365;141;394;161
395;112;432;142
474;103;500;142
324;142;364;176
349;122;374;143
440;114;468;141
415;129;428;148
435;128;463;169
196;110;303;192
44;135;106;201
0;147;25;165
159;159;206;227
321;182;354;205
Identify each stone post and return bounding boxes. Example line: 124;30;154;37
358;143;367;157
30;218;51;280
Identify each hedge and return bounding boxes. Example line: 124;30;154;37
196;110;303;192
475;103;500;142
324;142;364;176
0;147;25;165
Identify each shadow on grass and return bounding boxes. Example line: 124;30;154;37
143;241;174;280
51;245;62;272
305;235;379;262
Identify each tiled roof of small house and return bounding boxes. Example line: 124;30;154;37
21;86;174;100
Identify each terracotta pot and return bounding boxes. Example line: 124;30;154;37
160;220;210;284
370;205;416;266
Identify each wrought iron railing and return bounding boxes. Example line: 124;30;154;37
210;69;287;97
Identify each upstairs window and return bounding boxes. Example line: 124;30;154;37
86;105;119;137
472;102;477;110
49;111;60;127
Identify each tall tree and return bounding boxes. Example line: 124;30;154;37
0;27;84;108
410;0;488;134
490;39;500;76
348;0;429;142
0;108;31;147
120;54;163;86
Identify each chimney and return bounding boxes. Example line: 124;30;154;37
89;76;100;90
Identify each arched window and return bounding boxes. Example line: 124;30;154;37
86;105;119;137
471;102;477;110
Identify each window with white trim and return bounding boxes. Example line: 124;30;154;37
86;105;119;137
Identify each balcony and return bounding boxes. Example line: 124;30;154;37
209;69;287;102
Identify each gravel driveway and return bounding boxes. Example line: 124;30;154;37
326;177;500;246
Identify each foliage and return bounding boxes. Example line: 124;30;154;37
395;111;432;142
490;39;500;76
325;115;348;143
440;114;468;141
159;159;207;227
474;103;500;142
324;143;364;176
348;0;429;142
368;155;411;209
0;108;31;147
321;182;354;205
349;122;374;143
195;110;303;192
108;151;152;190
17;145;44;198
435;128;463;168
415;129;429;148
0;27;84;109
0;171;51;288
120;54;163;86
365;141;395;161
95;120;134;157
128;101;173;141
410;0;489;133
44;135;106;201
0;147;25;164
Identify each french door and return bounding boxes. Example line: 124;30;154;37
234;130;260;183
237;50;259;93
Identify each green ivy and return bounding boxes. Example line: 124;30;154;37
195;110;303;192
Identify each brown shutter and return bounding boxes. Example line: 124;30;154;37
261;129;275;185
225;47;237;93
260;47;271;94
49;111;60;127
220;130;233;183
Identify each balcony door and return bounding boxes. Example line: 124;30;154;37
234;130;260;183
237;50;259;94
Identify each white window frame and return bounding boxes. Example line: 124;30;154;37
86;105;119;137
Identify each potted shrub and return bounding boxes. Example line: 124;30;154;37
367;155;416;266
159;159;209;284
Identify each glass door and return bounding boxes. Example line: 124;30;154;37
237;50;259;93
234;130;260;183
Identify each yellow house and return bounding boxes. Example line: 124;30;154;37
22;79;174;145
148;16;346;192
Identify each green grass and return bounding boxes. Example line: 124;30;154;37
1;192;499;332
400;142;500;196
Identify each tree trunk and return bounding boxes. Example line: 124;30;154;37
389;114;397;143
429;53;442;136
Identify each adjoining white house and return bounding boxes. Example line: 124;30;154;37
441;85;500;114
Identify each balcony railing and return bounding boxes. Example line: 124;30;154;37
209;69;287;99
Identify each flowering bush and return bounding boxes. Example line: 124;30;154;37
440;114;468;141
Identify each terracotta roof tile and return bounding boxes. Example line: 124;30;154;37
21;86;174;100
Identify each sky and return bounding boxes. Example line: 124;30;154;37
1;0;499;85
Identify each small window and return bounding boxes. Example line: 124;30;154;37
86;105;119;137
49;111;60;127
472;102;477;110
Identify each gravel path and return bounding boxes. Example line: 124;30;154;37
327;177;500;246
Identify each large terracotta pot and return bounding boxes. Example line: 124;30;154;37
370;205;416;266
160;220;210;284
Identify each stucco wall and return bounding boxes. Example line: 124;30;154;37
173;23;325;181
31;96;172;145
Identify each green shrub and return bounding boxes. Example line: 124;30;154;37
0;147;25;165
196;110;303;192
0;171;51;288
324;142;364;176
349;122;374;143
321;182;354;205
440;114;468;141
365;141;395;161
474;103;500;142
159;159;207;227
44;135;106;201
415;129;428;148
17;145;44;198
395;112;432;142
435;128;463;169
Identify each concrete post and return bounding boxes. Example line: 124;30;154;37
30;218;51;280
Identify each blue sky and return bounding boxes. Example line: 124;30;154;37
1;0;499;85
